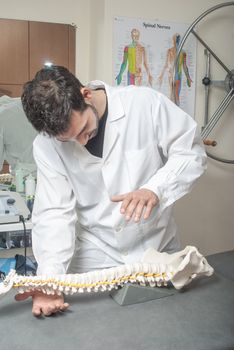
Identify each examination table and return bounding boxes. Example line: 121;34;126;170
0;250;233;350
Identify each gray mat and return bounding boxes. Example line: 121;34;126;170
207;250;234;281
0;252;234;350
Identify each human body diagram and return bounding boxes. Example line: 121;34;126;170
158;33;192;105
116;28;153;87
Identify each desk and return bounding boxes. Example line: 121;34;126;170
0;220;32;233
0;251;234;350
0;220;32;250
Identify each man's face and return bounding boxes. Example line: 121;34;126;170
56;105;99;145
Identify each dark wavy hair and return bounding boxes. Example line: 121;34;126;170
21;66;88;136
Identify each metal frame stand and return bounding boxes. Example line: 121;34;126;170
173;2;234;164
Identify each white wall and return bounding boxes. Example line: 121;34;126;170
1;0;234;255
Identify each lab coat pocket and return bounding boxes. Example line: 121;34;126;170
137;207;163;242
115;220;143;252
115;211;160;255
125;143;162;190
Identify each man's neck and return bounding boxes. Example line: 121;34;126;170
90;89;107;120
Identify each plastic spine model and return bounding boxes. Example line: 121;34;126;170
0;246;214;297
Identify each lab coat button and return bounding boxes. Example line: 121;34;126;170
115;226;123;233
122;250;128;256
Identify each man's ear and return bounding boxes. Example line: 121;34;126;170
80;87;92;102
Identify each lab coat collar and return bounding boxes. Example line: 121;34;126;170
87;80;125;122
87;81;125;161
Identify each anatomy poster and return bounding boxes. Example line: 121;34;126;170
113;16;196;117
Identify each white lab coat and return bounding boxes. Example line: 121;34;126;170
32;82;207;275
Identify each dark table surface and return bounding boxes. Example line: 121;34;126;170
0;250;234;350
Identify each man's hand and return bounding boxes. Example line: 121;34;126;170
111;189;159;222
15;291;69;317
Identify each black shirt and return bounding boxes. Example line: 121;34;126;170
85;93;108;158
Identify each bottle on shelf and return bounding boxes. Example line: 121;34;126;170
25;174;36;213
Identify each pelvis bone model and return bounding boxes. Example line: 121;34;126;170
0;246;214;297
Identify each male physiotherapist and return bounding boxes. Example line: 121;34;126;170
16;66;207;316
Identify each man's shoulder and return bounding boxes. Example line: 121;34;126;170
89;81;159;99
34;133;53;149
114;85;160;102
33;134;64;165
